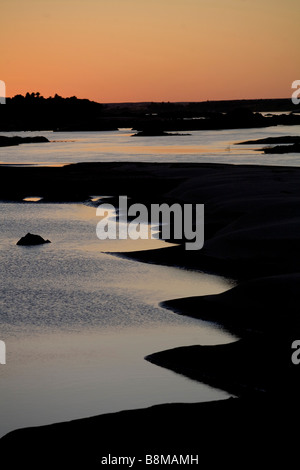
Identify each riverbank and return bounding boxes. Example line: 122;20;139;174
1;396;297;466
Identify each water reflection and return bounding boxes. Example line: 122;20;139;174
0;201;235;438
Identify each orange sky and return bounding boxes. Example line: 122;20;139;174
1;0;299;102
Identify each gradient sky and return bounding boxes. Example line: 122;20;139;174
2;0;299;102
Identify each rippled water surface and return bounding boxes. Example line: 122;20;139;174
0;201;235;437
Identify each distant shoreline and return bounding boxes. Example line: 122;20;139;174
1;94;299;132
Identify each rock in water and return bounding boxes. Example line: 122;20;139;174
16;233;51;246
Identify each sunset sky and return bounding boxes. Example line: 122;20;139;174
2;0;299;103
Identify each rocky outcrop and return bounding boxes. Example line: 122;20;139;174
0;136;49;147
16;233;51;246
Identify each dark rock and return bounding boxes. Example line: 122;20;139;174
263;143;300;154
132;129;173;136
237;135;300;145
132;129;191;137
0;135;49;147
16;232;51;246
236;135;300;153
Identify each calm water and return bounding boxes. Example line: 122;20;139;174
0;125;300;166
1;125;298;438
0;201;235;437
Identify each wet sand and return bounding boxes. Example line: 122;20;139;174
1;162;300;464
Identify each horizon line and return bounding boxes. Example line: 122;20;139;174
5;95;293;105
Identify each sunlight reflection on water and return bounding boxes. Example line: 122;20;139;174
0;125;300;166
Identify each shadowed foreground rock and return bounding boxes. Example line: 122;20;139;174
154;274;300;395
16;232;51;246
161;274;300;337
0;397;298;466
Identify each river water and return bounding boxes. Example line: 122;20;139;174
0;125;300;166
